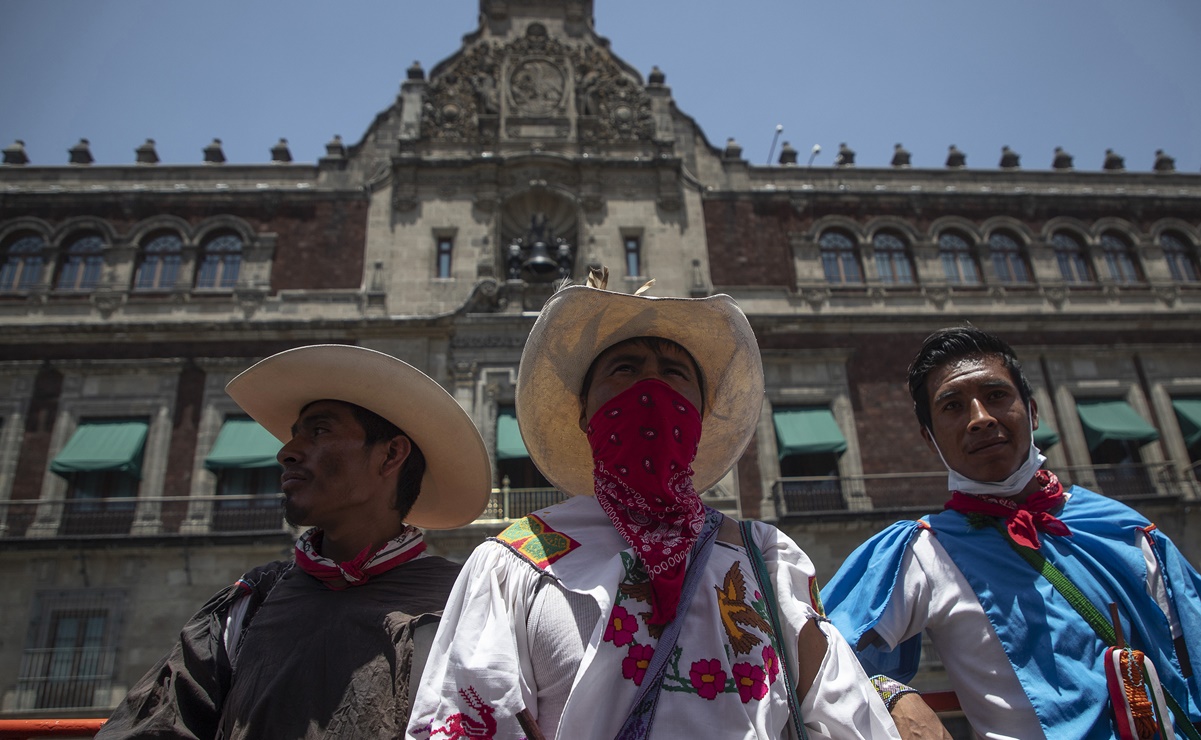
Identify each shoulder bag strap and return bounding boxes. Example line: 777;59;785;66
741;519;809;740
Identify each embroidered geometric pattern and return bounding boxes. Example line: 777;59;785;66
495;514;581;569
808;575;825;617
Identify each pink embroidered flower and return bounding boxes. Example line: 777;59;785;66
762;645;779;684
622;643;654;685
733;662;768;703
604;605;638;647
689;658;727;700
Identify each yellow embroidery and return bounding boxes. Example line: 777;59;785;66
496;515;580;568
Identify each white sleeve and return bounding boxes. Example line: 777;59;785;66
754;522;902;740
406;540;545;740
801;620;902;740
871;530;935;650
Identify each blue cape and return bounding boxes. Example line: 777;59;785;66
823;487;1201;737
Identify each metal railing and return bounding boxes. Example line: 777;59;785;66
12;649;117;715
2;463;1193;539
774;461;1196;517
479;486;566;523
0;488;572;540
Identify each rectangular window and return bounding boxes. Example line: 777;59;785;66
436;236;454;278
624;236;641;278
17;590;123;711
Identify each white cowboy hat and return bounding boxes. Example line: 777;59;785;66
516;285;764;497
226;344;491;529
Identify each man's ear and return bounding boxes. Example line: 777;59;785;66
920;425;939;456
379;435;412;478
1029;397;1039;430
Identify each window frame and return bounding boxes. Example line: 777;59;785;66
871;231;914;285
1;233;47;292
937;231;981;286
54;234;106;293
988;231;1031;284
819;230;863;285
194;232;243;290
132;232;183;292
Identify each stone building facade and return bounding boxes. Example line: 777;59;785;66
1;0;1199;723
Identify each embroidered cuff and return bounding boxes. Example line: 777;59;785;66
870;674;920;712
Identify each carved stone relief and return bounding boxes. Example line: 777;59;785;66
419;25;654;144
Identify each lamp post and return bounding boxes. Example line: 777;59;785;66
766;124;784;165
807;144;822;167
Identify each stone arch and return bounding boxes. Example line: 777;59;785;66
805;215;866;243
927;216;983;244
50;217;118;249
126;215;195;248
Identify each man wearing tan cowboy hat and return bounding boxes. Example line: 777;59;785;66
408;275;900;739
98;344;492;739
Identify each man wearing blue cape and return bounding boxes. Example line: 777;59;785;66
823;326;1201;739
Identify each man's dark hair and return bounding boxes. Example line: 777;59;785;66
302;400;426;522
579;336;705;414
907;326;1033;430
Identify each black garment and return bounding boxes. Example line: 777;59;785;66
98;556;461;739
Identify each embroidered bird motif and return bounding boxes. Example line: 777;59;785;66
715;562;771;655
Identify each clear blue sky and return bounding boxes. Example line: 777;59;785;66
2;0;1198;171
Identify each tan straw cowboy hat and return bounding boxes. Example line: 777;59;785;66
516;283;764;497
226;344;491;529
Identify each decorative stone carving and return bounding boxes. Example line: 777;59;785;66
799;286;830;310
924;285;950;309
1153;283;1180;306
1042;284;1068;309
891;143;911;168
419;26;653;144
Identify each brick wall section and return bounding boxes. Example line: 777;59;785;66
1;191;369;293
267;198;369;292
736;429;764;519
703;197;797;289
164;363;205;501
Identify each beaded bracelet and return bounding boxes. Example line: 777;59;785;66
870;674;921;712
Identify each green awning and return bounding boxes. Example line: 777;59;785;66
1172;398;1201;449
50;420;148;478
204;419;283;470
1076;399;1160;452
774;407;848;459
1033;425;1060;449
496;408;530;460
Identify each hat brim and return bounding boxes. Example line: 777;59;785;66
516;286;763;497
226;344;491;530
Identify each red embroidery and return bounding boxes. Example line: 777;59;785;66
428;687;497;739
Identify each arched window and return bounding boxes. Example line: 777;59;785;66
1052;232;1093;284
133;232;182;291
988;231;1031;284
873;232;913;285
0;233;46;292
938;231;980;285
56;234;106;292
195;232;242;289
1100;232;1141;284
1160;232;1198;283
819;230;862;284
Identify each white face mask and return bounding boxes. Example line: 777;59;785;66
927;405;1045;497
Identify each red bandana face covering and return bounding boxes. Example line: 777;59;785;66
586;378;705;625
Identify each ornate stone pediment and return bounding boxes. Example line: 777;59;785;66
420;24;654;145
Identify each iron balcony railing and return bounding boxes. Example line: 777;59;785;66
773;461;1197;516
0;487;571;540
1;463;1194;539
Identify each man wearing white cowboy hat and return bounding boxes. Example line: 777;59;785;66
98;344;492;739
408;275;900;739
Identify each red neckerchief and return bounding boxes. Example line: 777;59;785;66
944;470;1071;550
294;526;426;590
587;379;704;625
